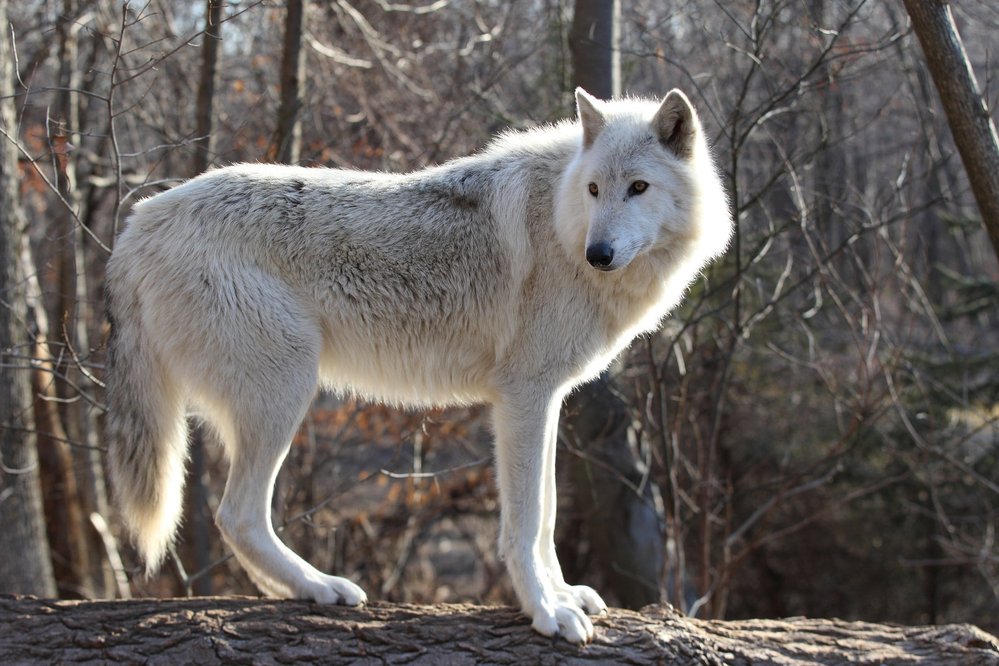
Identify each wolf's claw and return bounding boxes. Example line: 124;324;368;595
556;584;607;616
532;600;595;644
307;575;367;606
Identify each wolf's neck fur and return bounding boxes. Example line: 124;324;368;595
591;248;679;345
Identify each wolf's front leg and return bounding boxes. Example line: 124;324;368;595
540;427;607;616
493;389;595;644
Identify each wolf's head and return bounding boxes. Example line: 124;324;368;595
556;88;730;274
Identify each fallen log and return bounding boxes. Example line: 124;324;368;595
1;596;996;665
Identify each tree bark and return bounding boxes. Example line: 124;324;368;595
569;0;620;99
563;0;665;610
271;0;307;164
902;0;999;265
193;0;224;175
0;0;57;597
561;375;664;610
0;597;996;664
45;0;113;601
184;0;227;597
29;251;96;599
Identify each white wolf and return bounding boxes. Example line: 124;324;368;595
105;88;731;643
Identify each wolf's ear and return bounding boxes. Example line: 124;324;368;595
652;89;697;158
575;88;605;149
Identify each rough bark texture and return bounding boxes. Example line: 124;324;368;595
193;0;224;175
271;0;306;164
561;374;665;610
0;0;57;598
902;0;999;264
563;0;663;611
49;0;114;601
186;0;227;596
569;0;620;99
1;596;996;665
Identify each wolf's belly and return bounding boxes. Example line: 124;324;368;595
317;330;495;408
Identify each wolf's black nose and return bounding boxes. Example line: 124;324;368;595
586;243;614;269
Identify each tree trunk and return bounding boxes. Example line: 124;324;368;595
0;597;996;664
560;375;665;609
183;0;226;597
193;0;224;175
271;0;307;163
28;242;96;599
569;0;620;99
50;0;116;600
902;0;999;265
562;0;665;610
37;0;114;601
0;0;57;597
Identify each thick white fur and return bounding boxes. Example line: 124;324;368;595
104;88;731;643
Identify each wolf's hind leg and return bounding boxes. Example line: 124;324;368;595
216;413;366;606
207;306;366;606
215;414;367;605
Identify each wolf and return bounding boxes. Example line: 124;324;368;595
104;88;731;643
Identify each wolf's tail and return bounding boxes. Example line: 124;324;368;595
104;284;189;575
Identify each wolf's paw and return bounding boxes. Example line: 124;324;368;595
531;601;595;644
308;574;368;606
555;584;607;616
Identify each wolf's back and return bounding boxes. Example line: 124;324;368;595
104;220;190;575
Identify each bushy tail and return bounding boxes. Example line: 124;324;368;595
105;294;189;575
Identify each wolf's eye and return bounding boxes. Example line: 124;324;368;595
588;182;599;197
629;180;649;195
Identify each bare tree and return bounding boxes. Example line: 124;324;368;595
569;0;620;99
193;0;224;175
50;0;116;600
0;0;57;596
558;0;664;610
903;0;999;265
271;0;307;163
184;0;227;597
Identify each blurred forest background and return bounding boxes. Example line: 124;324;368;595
1;0;997;635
